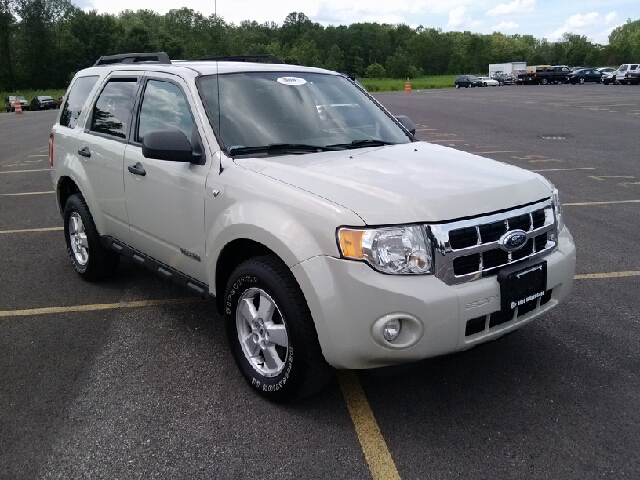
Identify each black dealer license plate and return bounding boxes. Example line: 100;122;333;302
497;259;547;312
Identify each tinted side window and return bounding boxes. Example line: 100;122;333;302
137;80;194;142
60;76;99;128
90;80;138;139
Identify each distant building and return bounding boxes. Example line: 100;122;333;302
488;62;527;77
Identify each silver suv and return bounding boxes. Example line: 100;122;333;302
50;53;576;401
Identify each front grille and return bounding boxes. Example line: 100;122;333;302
428;199;557;285
465;288;554;337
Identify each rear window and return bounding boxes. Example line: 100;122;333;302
60;75;99;129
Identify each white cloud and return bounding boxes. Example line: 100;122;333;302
486;0;535;17
494;21;519;30
446;6;481;30
86;0;474;26
605;11;618;25
547;12;600;41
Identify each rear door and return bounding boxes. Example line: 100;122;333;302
123;73;211;282
74;75;140;245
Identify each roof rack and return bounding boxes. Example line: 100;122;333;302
198;54;285;64
94;52;171;66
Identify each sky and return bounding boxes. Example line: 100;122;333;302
72;0;639;45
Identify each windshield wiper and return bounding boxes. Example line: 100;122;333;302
327;139;398;149
227;143;344;156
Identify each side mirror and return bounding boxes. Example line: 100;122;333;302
395;115;416;136
142;129;203;164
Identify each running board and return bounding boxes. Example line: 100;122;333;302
100;236;211;300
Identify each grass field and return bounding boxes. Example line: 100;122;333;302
1;89;66;112
357;76;458;92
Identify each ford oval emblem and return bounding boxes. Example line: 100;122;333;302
500;230;528;252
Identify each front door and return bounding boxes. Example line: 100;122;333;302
123;75;210;282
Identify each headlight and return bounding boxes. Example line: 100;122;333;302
338;225;433;275
551;187;565;232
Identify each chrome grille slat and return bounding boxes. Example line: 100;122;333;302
427;199;557;285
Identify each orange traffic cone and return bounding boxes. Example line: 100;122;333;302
405;79;411;93
14;100;23;114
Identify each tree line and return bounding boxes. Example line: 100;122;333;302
1;0;639;91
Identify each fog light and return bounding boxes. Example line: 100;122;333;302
383;318;402;341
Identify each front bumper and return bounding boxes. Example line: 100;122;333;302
292;226;575;369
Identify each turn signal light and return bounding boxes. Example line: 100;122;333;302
339;229;364;258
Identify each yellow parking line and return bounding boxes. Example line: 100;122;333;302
0;227;62;234
0;297;203;318
338;371;401;480
564;200;640;206
575;271;640;280
0;191;55;196
471;151;517;154
532;168;596;172
0;169;50;174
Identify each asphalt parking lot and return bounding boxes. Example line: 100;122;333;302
1;84;639;479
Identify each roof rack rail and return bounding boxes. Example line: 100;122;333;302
94;52;171;66
198;54;285;64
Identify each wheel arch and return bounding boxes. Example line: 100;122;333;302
56;176;81;216
214;238;276;314
55;174;107;234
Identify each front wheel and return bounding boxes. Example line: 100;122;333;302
225;256;333;402
455;84;460;89
541;78;548;85
579;78;585;85
63;194;119;281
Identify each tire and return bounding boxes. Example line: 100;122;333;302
225;255;333;402
483;82;487;87
579;78;585;85
541;78;548;85
455;84;460;89
63;194;119;281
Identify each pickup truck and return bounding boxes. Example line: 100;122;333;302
518;65;571;85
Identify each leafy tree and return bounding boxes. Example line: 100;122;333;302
365;63;386;78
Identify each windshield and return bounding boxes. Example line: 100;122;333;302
198;72;410;156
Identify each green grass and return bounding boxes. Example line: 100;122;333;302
357;76;458;92
1;89;66;112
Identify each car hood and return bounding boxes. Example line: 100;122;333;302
234;142;552;224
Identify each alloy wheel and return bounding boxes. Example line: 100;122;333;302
236;287;289;377
68;212;89;266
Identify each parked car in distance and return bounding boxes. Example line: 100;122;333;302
604;64;640;85
454;75;482;88
4;95;29;112
492;73;513;85
597;67;615;75
569;68;602;84
30;95;58;111
477;76;500;87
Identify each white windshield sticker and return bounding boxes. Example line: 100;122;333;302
277;77;307;86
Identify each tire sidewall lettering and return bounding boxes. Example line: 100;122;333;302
250;347;294;393
225;275;257;315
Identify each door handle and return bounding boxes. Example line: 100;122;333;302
128;162;146;176
78;147;91;158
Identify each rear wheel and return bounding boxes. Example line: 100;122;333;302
541;78;548;85
63;194;119;281
225;255;333;402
